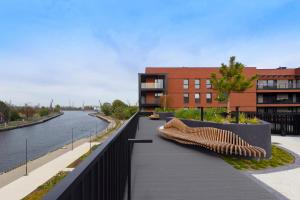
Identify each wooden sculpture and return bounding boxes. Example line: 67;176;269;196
158;118;266;158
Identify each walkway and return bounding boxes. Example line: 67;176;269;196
0;142;99;200
252;136;300;200
130;117;276;200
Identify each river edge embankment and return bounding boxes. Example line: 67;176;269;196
0;112;114;188
0;112;64;132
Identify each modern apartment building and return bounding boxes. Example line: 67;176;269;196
138;67;300;113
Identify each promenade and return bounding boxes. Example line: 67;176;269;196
0;141;99;200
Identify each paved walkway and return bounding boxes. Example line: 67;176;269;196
252;136;300;200
130;117;276;200
0;142;99;200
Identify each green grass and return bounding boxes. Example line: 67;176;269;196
222;145;295;170
22;171;68;200
68;119;122;168
67;145;99;168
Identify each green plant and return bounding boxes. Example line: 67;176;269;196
155;107;175;113
210;56;257;113
101;102;112;116
23;171;68;200
223;145;294;170
175;109;200;120
0;101;10;122
10;109;21;121
54;104;61;112
39;107;50;117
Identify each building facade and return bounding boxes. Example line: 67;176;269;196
138;67;300;113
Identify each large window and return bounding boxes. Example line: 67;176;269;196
184;93;189;104
195;93;200;104
206;93;212;103
206;80;211;89
195;79;200;89
183;79;189;89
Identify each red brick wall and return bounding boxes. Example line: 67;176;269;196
145;67;257;111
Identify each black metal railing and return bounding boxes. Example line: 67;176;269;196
44;113;140;200
257;84;300;90
257;99;300;104
243;112;300;135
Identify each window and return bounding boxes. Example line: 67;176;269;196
206;80;211;89
195;93;200;104
206;93;212;103
183;93;189;104
257;94;263;103
195;79;200;89
183;79;189;89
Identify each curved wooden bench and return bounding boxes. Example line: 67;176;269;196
149;113;160;120
158;118;266;158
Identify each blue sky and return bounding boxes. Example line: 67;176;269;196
1;0;300;106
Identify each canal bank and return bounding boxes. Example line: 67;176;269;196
0;112;115;188
0;112;64;132
0;111;108;173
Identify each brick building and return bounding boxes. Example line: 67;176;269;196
138;67;300;113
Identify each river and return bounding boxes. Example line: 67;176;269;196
0;111;108;173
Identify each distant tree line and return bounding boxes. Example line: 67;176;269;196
100;100;138;120
0;100;61;123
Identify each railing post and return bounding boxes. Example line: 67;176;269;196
25;138;28;176
236;106;239;124
200;107;204;121
127;139;153;200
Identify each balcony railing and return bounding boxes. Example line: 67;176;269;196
257;99;300;104
257;84;300;90
44;113;140;200
141;99;160;106
141;82;164;89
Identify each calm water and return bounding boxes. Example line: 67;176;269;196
0;111;108;173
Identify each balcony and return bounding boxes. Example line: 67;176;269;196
44;114;276;200
257;99;300;104
140;99;160;107
257;84;300;90
140;82;164;90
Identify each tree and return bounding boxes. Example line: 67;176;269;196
210;56;257;113
10;109;21;121
0;101;10;122
21;104;35;119
111;100;127;114
101;102;112;116
54;104;61;112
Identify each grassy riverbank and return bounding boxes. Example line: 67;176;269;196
0;112;62;131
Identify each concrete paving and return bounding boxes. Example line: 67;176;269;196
130;117;277;200
0;142;99;200
252;136;300;200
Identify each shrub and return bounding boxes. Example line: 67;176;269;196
101;102;112;116
175;109;200;120
54;105;61;112
124;106;138;119
10;109;21;121
39;107;50;117
154;107;175;113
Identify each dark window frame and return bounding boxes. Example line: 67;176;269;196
183;93;189;104
183;79;189;89
206;93;212;103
